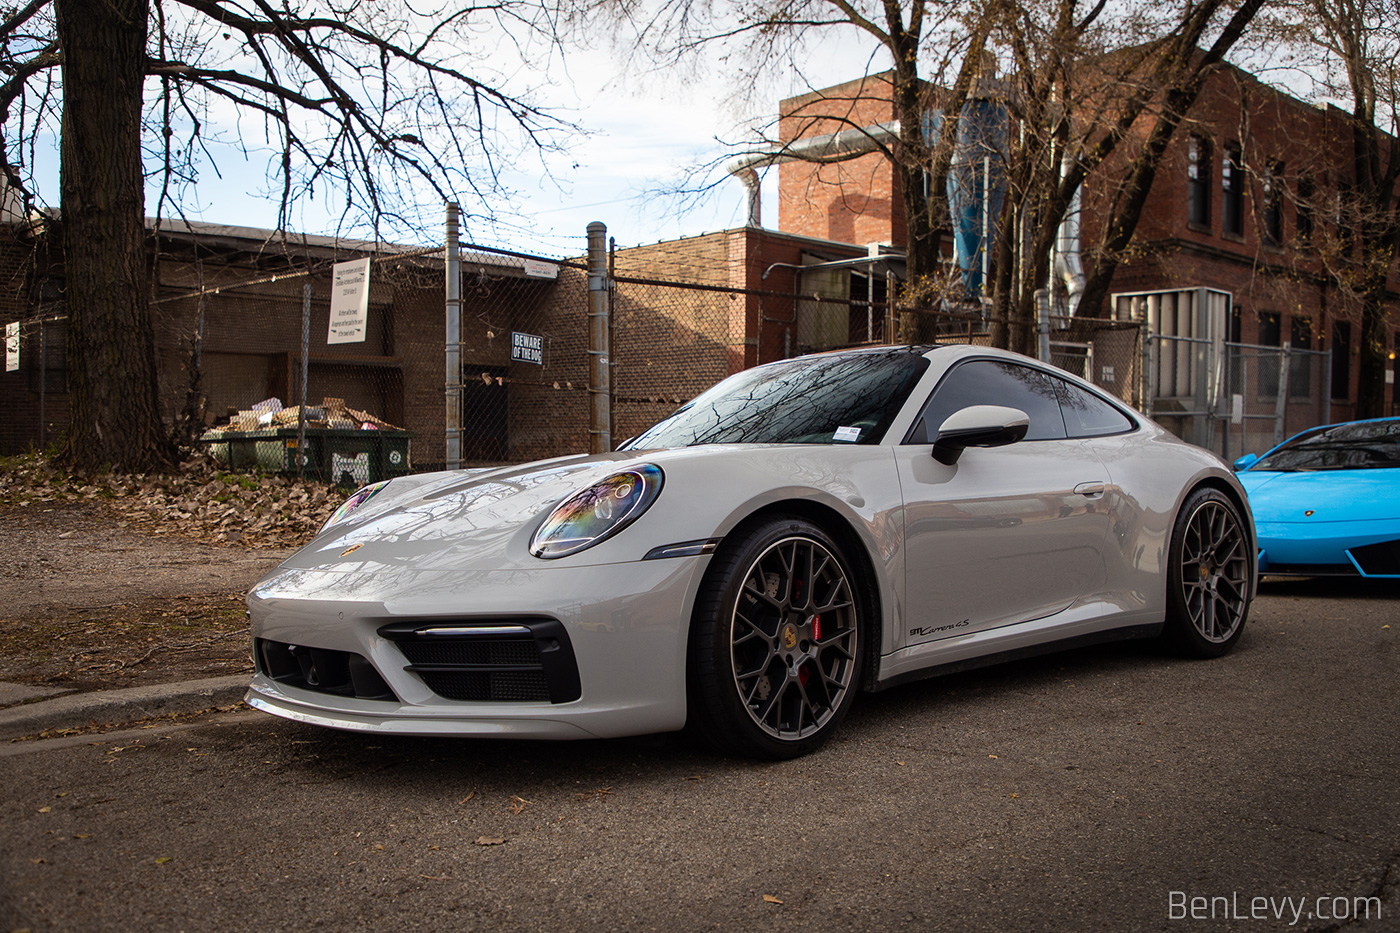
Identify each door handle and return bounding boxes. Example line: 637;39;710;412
1074;482;1106;498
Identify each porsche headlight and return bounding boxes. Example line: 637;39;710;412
530;464;664;559
322;480;390;532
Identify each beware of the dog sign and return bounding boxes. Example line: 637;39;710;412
511;331;543;365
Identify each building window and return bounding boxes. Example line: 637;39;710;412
1226;305;1244;395
1188;135;1211;228
1332;320;1351;400
1289;315;1313;399
1392;332;1399;416
1222;144;1244;237
1262;160;1284;246
1258;311;1281;398
1296;175;1315;246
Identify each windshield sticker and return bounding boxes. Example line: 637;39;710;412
834;426;862;443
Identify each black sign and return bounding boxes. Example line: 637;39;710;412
511;331;543;365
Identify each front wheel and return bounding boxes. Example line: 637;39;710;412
1162;487;1254;657
687;517;865;759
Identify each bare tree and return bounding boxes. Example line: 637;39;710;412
594;0;1264;353
1273;0;1400;418
589;0;995;293
1;0;571;471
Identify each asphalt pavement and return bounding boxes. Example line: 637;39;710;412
1;580;1396;932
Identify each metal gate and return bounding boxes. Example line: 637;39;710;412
1148;334;1331;460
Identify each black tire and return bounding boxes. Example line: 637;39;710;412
1162;487;1253;657
687;516;866;759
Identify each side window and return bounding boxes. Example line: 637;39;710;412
1055;379;1135;437
912;360;1067;444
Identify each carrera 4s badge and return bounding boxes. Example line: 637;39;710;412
909;619;971;638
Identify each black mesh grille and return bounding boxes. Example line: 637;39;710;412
397;639;541;668
420;670;552;702
1350;540;1400;576
378;619;581;704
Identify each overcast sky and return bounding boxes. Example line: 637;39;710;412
133;24;886;260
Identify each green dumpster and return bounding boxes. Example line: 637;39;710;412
201;427;413;485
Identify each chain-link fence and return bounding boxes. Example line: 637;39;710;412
6;219;1338;473
1147;334;1331;460
153;246;459;482
1049;318;1148;411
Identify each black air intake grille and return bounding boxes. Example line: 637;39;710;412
1350;540;1400;576
419;670;553;702
254;639;397;702
397;639;541;668
379;618;581;704
1262;562;1359;577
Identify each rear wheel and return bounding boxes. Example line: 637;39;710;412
688;517;865;759
1163;487;1253;657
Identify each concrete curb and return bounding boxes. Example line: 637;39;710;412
0;675;249;740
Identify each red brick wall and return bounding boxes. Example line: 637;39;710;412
0;227;61;456
778;73;904;247
1088;64;1400;417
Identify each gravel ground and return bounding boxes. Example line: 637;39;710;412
0;454;331;697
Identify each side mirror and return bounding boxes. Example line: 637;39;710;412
1233;453;1259;471
932;405;1030;466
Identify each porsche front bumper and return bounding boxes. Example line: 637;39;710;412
244;556;710;739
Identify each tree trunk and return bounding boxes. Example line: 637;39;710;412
55;0;175;473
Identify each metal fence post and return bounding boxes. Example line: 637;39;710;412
297;283;311;479
587;222;612;454
1274;343;1292;447
38;318;46;447
445;202;462;471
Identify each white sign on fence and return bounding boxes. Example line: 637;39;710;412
327;258;371;345
4;321;18;372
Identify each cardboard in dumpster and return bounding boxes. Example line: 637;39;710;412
200;398;411;484
214;398;403;434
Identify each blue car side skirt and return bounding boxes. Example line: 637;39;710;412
1258;539;1400;578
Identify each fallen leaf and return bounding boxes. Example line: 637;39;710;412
988;754;998;759
508;796;531;815
475;836;506;846
72;834;91;840
155;856;173;865
763;895;784;905
459;792;475;804
1009;793;1021;799
32;858;47;864
420;875;448;881
38;806;51;814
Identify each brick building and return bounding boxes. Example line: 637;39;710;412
767;63;1400;431
0;219;570;467
1;217;886;467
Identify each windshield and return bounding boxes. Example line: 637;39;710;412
622;348;931;449
1252;420;1400;471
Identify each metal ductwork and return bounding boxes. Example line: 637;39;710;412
1051;157;1087;318
726;122;901;227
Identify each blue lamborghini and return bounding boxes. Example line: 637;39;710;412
1235;417;1400;577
